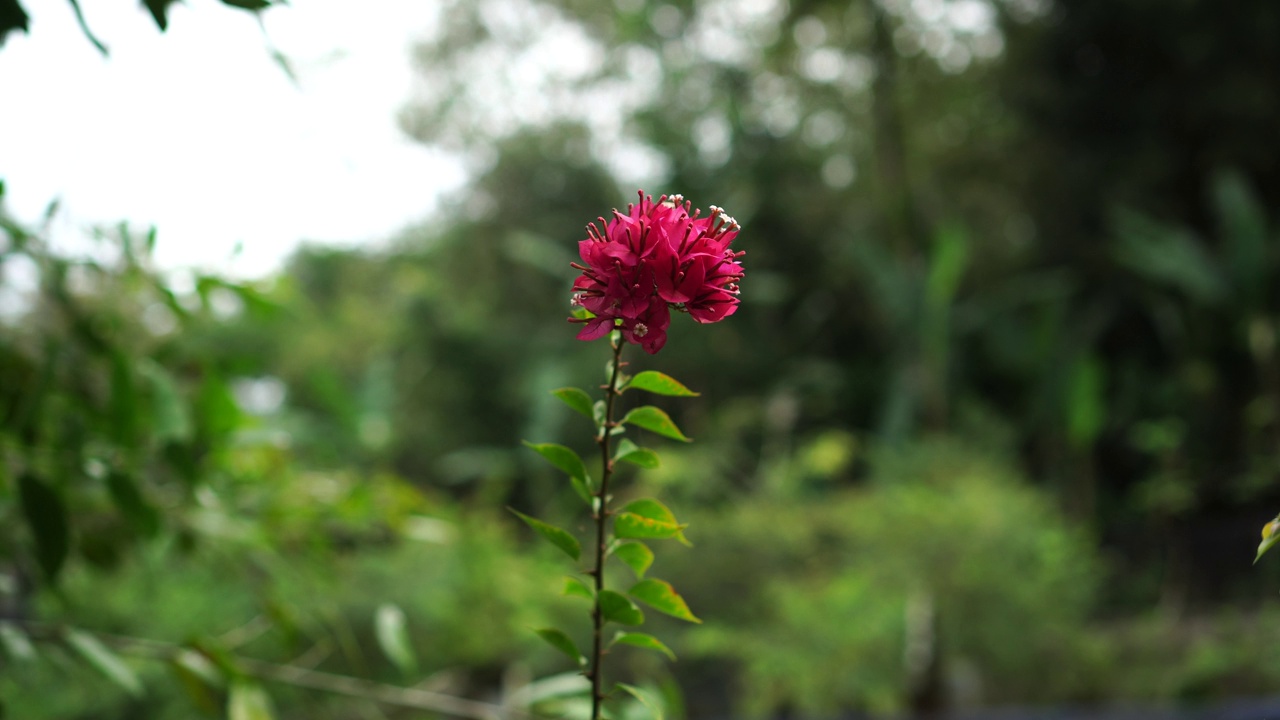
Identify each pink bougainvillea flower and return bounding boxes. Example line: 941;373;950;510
569;191;743;354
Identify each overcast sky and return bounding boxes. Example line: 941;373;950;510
0;0;466;277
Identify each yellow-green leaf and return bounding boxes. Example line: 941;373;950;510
620;406;690;442
613;499;690;544
628;579;701;624
1257;517;1280;564
612;541;654;579
626;371;699;397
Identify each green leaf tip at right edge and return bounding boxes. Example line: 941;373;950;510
509;508;582;561
1257;517;1280;564
626;371;700;397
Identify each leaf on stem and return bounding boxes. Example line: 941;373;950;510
598;589;644;626
612;541;654;579
628;579;701;623
375;603;418;676
563;576;594;601
66;629;144;697
523;442;593;504
620;406;690;442
614;439;660;469
1256;517;1280;564
536;628;587;667
613;499;690;545
551;387;595;420
626;371;700;397
612;632;676;661
510;509;582;561
616;683;665;720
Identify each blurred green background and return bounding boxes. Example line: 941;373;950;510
4;0;1280;717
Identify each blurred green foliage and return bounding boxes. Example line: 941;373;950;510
6;0;1280;717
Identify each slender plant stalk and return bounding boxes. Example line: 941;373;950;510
589;336;626;720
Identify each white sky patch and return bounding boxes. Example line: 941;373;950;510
0;0;465;278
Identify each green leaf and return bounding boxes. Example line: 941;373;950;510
612;632;676;661
628;579;701;623
19;473;69;582
614;439;660;469
598;589;644;626
612;542;654;579
375;603;418;676
228;681;277;720
523;442;592;496
616;683;665;720
220;0;272;10
510;509;581;561
143;0;179;30
0;622;35;662
563;576;594;600
536;628;586;667
613;499;689;544
626;371;699;397
620;406;690;442
1256;518;1280;564
552;388;595;420
0;1;30;43
106;471;161;538
66;629;143;697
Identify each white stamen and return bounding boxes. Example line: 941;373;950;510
633;323;649;338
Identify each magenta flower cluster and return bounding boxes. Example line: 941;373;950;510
569;191;744;354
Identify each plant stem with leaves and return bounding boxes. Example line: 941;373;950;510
588;336;626;717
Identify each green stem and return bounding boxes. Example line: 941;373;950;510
590;335;626;720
